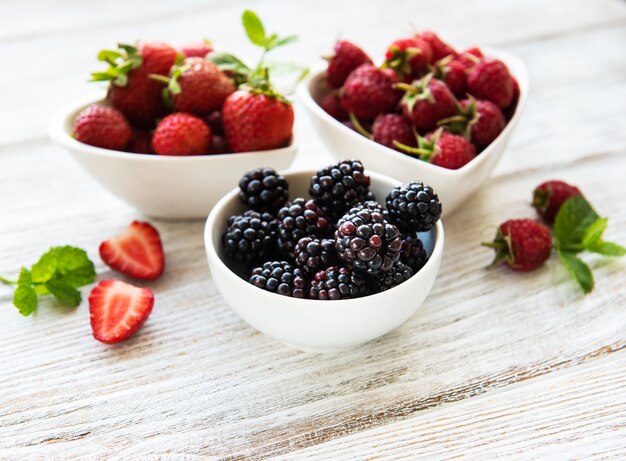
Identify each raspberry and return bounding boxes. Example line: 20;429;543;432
377;261;414;291
398;75;457;132
309;160;371;220
532;180;582;224
223;211;278;264
309;266;369;300
340;64;400;121
418;32;457;62
294;237;338;274
372;114;416;151
320;93;348;120
467;58;514;109
483;219;552;271
400;233;428;271
386;181;442;232
383;36;433;81
277;198;330;255
248;261;307;298
238;167;289;212
335;205;402;274
326;40;373;88
432;57;467;98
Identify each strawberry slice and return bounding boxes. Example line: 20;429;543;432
99;221;165;280
89;279;154;344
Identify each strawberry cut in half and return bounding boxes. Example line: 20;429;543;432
99;221;165;281
89;279;155;344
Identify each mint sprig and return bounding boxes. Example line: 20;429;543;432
553;196;625;293
1;246;96;316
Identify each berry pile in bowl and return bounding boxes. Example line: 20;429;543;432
49;11;302;219
204;160;444;353
297;31;529;216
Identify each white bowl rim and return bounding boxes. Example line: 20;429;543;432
48;94;298;162
296;46;529;178
204;167;445;308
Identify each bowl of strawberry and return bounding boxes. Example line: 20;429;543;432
297;31;528;216
50;12;301;220
204;160;444;353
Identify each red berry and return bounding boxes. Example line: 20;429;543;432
417;31;457;62
372;113;416;151
340;64;400;121
532;180;583;224
326;40;372;88
504;77;521;118
484;219;552;271
447;98;505;150
457;47;484;70
127;129;154;154
426;131;476;169
179;41;213;58
167;57;235;115
152;113;212;156
222;90;294;153
399;76;457;131
89;279;154;344
467;58;514;109
104;41;179;128
73;105;132;151
320;93;348;120
99;221;165;281
432;58;467;98
384;37;433;81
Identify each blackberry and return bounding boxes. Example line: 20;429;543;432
335;204;402;274
248;261;307;298
277;198;330;255
400;233;428;271
309;266;369;300
309;160;371;219
377;261;414;291
386;181;442;232
238;167;289;212
336;201;384;226
294;237;338;274
223;211;278;264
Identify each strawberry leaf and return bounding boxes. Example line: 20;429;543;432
587;241;626;257
242;10;267;47
553;196;599;251
557;249;594;294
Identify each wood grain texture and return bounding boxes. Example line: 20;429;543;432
1;0;626;459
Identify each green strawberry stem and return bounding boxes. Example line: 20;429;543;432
392;141;430;157
348;113;372;138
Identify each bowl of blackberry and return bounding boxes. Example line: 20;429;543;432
204;160;444;353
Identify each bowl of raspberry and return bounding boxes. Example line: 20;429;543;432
204;160;444;353
297;32;529;216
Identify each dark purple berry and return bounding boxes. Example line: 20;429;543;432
277;198;330;255
223;211;278;264
400;233;428;271
239;167;289;212
309;266;369;300
386;181;442;232
377;261;414;291
248;261;307;298
294;237;338;274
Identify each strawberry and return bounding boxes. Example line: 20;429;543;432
467;58;514;109
532;180;583;224
417;31;457;62
440;97;505;151
153;57;235;116
457;47;484;70
73;105;132;151
127;129;154;154
482;219;552;271
372;113;416;151
397;74;457;132
320;92;348;120
431;57;467;98
383;36;433;81
99;221;165;281
89;279;155;344
152;113;212;156
340;64;400;121
326;40;373;88
179;40;213;58
92;41;179;128
222;89;294;153
395;128;476;169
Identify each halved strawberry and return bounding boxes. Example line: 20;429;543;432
89;279;154;344
99;221;165;280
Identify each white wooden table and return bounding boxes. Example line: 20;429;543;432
1;0;626;459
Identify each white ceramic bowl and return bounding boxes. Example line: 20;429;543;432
49;97;297;220
204;168;444;353
297;47;528;216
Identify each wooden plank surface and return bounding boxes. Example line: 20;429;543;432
1;0;626;459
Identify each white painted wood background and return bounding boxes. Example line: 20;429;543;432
1;0;625;459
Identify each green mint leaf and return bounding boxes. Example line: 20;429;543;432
553;196;599;249
45;280;81;307
557;249;594;294
587;241;626;257
272;35;298;49
242;10;267;47
582;218;608;248
31;248;58;283
14;268;38;316
51;246;96;288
